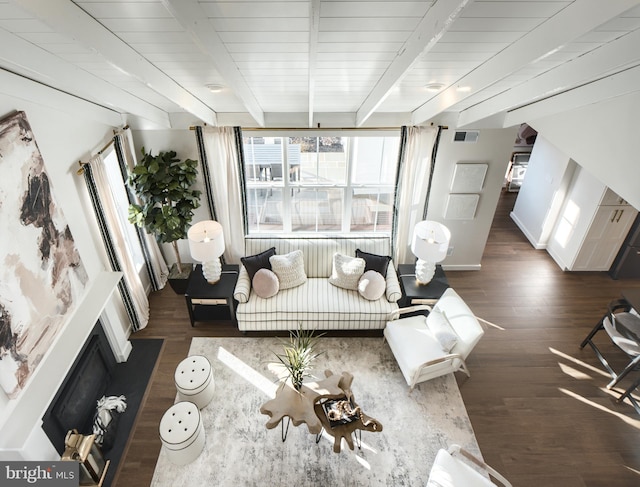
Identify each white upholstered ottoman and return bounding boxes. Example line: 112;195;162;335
159;401;205;465
175;355;215;409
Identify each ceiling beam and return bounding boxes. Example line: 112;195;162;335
13;0;217;126
355;0;470;127
504;64;640;126
0;27;170;128
308;0;320;128
458;28;640;128
411;0;640;125
161;0;265;127
0;69;123;126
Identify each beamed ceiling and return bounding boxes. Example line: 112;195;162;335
1;0;639;130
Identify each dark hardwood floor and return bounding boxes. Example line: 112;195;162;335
115;191;640;487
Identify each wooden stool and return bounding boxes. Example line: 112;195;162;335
175;355;215;409
159;401;205;465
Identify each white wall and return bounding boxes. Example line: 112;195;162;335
510;135;574;248
528;90;640;211
427;127;519;270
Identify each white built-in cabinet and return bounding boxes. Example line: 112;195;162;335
572;189;636;270
547;165;638;271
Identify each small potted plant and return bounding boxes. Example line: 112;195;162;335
274;326;325;391
128;147;201;293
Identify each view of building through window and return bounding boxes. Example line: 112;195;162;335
243;134;400;234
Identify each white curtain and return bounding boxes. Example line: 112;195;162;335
115;130;169;291
393;126;438;264
88;153;150;330
199;126;245;264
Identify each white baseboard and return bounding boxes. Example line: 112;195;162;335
510;211;547;250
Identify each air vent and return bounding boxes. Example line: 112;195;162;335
453;131;479;143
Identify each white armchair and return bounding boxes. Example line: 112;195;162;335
427;444;512;487
384;288;484;392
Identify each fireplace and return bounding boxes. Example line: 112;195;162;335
42;320;117;455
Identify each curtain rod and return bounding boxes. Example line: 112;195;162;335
189;124;448;131
77;125;130;175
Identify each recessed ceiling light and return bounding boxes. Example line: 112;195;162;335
456;85;471;93
424;82;445;92
205;84;224;93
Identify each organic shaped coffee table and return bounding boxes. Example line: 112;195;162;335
260;370;382;453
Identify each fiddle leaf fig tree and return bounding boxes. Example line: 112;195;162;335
128;147;201;275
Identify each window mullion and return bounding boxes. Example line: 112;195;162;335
343;138;354;233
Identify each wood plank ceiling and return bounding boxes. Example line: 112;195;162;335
0;0;639;129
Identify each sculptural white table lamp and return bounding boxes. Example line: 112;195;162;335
410;220;451;285
188;220;225;284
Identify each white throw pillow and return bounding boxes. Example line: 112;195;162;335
358;270;386;301
252;268;279;299
329;253;366;290
426;309;458;352
269;250;307;289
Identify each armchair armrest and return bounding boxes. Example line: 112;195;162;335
389;305;432;321
385;263;402;303
448;444;513;487
411;353;465;388
233;266;251;303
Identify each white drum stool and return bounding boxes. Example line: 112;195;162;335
159;401;205;465
175;355;215;409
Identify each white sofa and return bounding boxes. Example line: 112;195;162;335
233;237;401;331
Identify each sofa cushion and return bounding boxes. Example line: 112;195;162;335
241;247;276;281
252;268;279;299
356;249;392;278
236;278;397;330
431;288;484;359
244;237;392;278
358;270;386;301
329;253;365;290
270;250;307;289
426;309;457;352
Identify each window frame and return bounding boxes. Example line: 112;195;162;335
242;129;400;236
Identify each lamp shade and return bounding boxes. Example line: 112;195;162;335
411;221;451;263
188;220;225;262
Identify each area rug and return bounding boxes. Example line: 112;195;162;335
150;337;481;486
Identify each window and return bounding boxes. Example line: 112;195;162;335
102;147;146;272
243;133;400;234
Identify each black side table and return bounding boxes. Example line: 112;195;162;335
185;264;239;326
397;263;449;308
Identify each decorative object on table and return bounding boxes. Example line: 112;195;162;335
321;397;360;426
411;220;451;284
92;395;127;451
0;111;88;400
61;429;110;486
188;220;225;284
273;326;324;391
127;147;200;293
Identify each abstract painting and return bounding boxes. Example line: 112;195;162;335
0;111;88;399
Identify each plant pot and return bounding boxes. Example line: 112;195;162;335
167;263;193;295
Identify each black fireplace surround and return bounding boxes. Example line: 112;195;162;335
42;320;116;454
